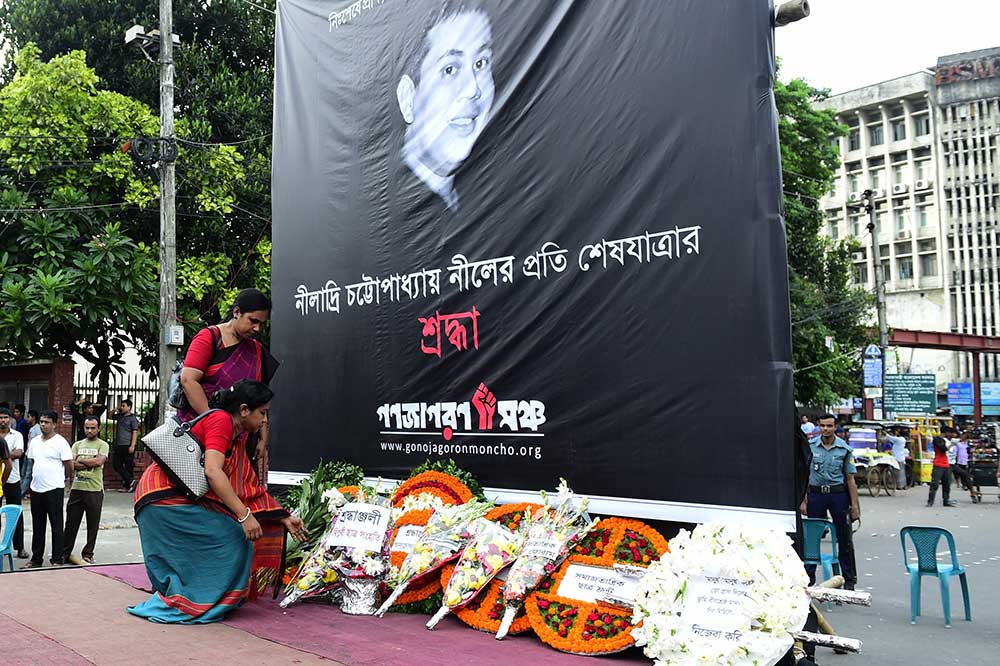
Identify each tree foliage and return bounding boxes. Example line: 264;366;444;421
0;0;276;364
0;46;245;386
776;75;872;407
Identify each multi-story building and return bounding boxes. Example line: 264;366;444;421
819;47;1000;388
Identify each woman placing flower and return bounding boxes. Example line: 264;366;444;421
129;380;307;624
179;288;272;479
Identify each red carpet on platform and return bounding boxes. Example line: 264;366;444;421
91;564;650;666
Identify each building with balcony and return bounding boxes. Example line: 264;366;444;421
818;47;1000;388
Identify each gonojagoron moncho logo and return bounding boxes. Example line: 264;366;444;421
377;382;545;441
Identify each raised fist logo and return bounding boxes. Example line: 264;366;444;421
472;382;497;430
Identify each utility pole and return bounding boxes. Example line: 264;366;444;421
864;188;889;416
158;0;178;422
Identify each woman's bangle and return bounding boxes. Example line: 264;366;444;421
238;507;252;523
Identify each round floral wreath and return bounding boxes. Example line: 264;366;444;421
631;523;809;666
525;517;668;655
391;471;473;507
386;471;473;606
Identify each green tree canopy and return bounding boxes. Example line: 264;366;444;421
0;45;245;386
776;74;872;407
0;0;276;345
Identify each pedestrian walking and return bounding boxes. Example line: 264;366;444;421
64;416;109;565
953;430;979;502
24;411;73;568
926;435;955;507
109;399;140;492
0;407;28;558
800;414;860;590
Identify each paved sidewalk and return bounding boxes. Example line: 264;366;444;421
13;488;143;567
0;568;343;666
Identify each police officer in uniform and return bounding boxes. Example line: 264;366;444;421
800;413;860;590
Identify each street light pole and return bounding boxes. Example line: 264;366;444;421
158;0;178;422
864;189;889;415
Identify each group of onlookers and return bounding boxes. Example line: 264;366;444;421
0;398;141;567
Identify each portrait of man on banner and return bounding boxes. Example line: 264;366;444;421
394;1;495;211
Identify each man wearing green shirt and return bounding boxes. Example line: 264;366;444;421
64;416;109;565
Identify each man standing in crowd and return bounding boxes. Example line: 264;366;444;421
0;407;28;558
24;411;73;568
64;416;109;565
927;433;955;507
68;397;106;445
0;429;10;496
800;414;815;434
953;430;979;502
886;425;909;491
21;409;40;496
12;403;27;437
109;399;140;492
800;413;860;590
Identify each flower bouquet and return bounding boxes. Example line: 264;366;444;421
437;503;544;634
280;516;348;607
496;480;595;639
282;485;393;612
426;517;527;629
386;469;475;610
375;500;491;617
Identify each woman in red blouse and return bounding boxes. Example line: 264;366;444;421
180;288;272;479
129;380;306;623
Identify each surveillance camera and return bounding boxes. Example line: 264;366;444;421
125;25;146;45
775;0;810;27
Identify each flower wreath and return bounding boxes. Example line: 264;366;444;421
391;471;473;507
434;503;543;634
525;517;668;655
386;471;474;607
631;523;809;666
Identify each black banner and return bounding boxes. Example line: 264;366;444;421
271;0;795;527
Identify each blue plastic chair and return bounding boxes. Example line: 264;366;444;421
803;518;840;609
900;526;971;627
0;504;22;572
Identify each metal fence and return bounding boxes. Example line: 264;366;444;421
73;371;160;443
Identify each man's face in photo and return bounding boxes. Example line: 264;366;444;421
399;10;494;178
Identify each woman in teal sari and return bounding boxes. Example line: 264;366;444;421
129;380;306;623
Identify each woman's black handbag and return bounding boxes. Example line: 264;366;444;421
167;326;220;410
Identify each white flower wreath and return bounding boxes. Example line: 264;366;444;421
390;492;448;522
631;523;809;666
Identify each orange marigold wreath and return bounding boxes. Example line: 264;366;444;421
391;470;473;507
525;518;668;655
386;471;473;606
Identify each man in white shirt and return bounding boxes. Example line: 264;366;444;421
800;414;815;434
24;411;73;568
885;425;909;491
0;407;28;558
